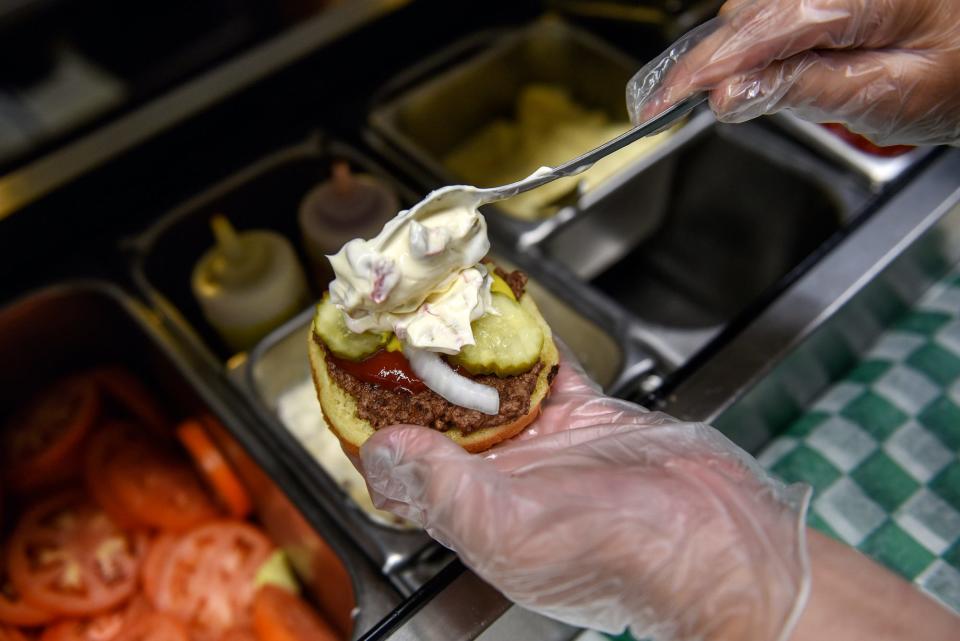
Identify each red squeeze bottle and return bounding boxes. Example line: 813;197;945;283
298;161;399;287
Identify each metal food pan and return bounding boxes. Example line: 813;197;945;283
241;250;627;581
535;117;875;392
771;112;938;190
0;281;401;639
129;132;412;365
366;16;690;248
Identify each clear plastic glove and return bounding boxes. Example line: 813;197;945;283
359;353;812;641
627;0;960;146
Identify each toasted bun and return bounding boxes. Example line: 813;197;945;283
308;293;559;455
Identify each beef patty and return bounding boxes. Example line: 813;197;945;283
325;353;554;434
494;266;528;300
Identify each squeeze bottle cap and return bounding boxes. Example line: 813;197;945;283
205;214;266;287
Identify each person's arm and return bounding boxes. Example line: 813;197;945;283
795;529;958;641
627;0;960;146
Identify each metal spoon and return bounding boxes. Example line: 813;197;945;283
408;92;706;214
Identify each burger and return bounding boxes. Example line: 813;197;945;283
308;188;559;455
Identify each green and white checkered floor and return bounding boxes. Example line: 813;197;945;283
577;265;960;641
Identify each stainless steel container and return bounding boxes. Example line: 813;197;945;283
367;17;686;250
532;118;874;379
0;281;402;639
771;112;937;190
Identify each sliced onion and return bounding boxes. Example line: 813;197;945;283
403;345;500;415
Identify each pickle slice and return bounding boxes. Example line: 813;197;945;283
312;295;389;361
490;271;516;301
451;293;543;376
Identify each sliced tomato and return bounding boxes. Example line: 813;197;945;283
40;596;151;641
7;492;146;616
0;579;54;626
88;366;169;434
216;629;257;641
198;416;272;500
252;585;341;641
0;625;29;641
329;351;425;394
149;521;273;641
821;123;915;157
140;534;176;605
308;539;354;639
175;419;252;519
115;612;189;641
84;425;142;530
2;376;100;493
109;443;219;533
85;424;219;532
0;549;55;626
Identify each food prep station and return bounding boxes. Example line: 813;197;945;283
2;0;959;639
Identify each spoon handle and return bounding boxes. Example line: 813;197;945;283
485;92;706;200
554;93;706;178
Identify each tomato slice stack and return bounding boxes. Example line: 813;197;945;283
0;367;349;641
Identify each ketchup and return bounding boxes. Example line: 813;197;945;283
331;350;426;394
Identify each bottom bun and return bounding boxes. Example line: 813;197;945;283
308;293;559;455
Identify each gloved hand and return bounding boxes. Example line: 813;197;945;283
359;352;812;641
627;0;960;146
